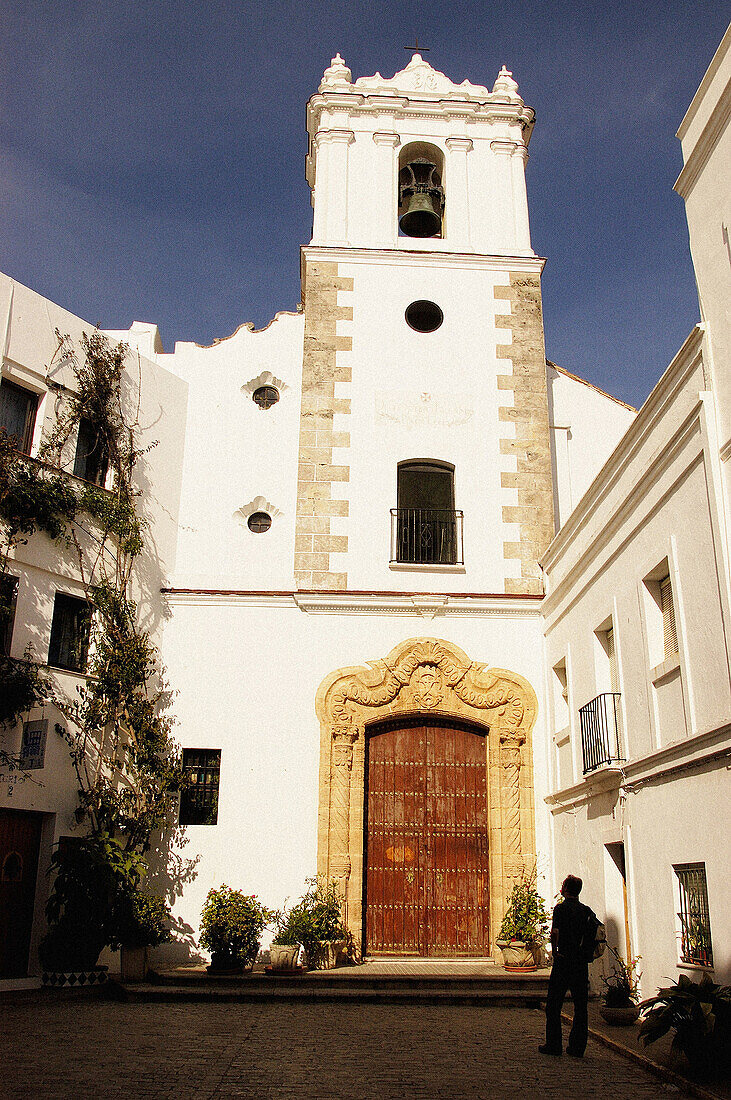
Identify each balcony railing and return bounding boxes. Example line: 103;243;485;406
579;692;622;774
390;508;464;566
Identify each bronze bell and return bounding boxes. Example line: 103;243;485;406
399;158;444;238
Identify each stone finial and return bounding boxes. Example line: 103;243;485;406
320;53;352;90
492;65;521;101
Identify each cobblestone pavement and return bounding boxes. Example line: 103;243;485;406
4;997;686;1099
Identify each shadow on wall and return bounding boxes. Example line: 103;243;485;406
146;817;203;967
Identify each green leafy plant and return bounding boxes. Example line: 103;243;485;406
39;834;144;970
601;943;641;1006
109;890;172;950
1;332;186;961
0;649;48;728
639;973;731;1076
199;885;273;970
272;877;347;965
498;869;550;945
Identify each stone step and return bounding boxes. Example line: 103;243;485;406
118;970;550;1006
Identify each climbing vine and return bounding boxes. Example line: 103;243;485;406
0;330;183;868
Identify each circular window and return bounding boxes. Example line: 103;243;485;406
248;511;272;533
253;385;280;409
405;300;443;333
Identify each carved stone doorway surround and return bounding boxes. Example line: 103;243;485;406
315;638;538;958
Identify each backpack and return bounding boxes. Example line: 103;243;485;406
580;908;607;963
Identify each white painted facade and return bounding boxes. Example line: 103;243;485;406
1;36;727;989
543;27;731;997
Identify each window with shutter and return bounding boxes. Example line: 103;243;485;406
660;576;678;658
0;380;38;454
607;626;619;692
47;593;91;672
0;574;18;656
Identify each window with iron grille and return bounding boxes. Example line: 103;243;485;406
21;720;47;770
675;863;713;967
1;573;18;656
392;460;463;565
47;592;91;672
180;749;221;825
0;379;38;454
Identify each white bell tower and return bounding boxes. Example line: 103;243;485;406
295;54;554;598
306;52;536;255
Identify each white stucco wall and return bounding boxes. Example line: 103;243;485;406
547;364;636;528
0;272;188;972
541;328;731;994
154;600;551;963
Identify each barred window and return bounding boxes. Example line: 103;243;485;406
675;863;713;967
180;749;221;826
21;720;47;770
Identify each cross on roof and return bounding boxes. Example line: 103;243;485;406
404;37;430;52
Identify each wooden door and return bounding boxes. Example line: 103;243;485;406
365;717;489;956
0;809;43;977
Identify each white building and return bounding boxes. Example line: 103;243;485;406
0;34;728;988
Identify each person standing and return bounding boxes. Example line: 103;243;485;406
539;874;599;1058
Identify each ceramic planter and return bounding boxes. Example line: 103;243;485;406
496;939;539;971
599;1003;640;1026
311;939;347;970
269;943;301;971
120;945;148;982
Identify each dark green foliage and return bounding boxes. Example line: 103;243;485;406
601;944;641;1006
199;886;273;969
0;428;78;546
0;650;47;728
639;973;731;1076
40;834;144;970
109;889;172;950
272;877;347;964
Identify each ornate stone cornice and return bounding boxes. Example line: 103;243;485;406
316;637;537;740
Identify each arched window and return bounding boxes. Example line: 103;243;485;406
398;142;445;239
392;460;462;565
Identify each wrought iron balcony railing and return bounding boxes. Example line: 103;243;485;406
579;692;623;775
390;508;464;566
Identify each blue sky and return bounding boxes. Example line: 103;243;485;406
1;2;728;407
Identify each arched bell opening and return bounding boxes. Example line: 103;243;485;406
398;142;445;239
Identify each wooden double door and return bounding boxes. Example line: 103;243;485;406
0;809;43;978
365;717;490;956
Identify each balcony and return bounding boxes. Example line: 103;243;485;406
579;692;623;775
390;508;464;566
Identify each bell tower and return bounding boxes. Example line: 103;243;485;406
305;52;536;254
295;54;554;595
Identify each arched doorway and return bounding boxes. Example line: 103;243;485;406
315;638;539;959
365;715;489;956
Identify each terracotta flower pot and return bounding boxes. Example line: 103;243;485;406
599;1003;640;1026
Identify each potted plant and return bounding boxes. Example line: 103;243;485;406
110;890;172;982
599;944;641;1024
269;913;303;972
271;877;348;971
39;835;136;984
639;973;731;1078
199;885;272;974
496;869;550;971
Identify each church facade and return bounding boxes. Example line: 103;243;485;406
1;37;728;991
